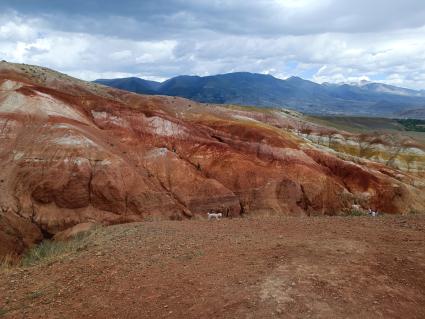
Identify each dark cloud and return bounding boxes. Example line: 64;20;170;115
2;0;425;39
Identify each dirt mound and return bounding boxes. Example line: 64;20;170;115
1;61;425;257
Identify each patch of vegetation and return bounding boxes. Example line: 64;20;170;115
397;119;425;132
0;307;8;317
347;209;366;217
176;249;204;261
26;290;44;300
21;232;90;267
0;254;17;272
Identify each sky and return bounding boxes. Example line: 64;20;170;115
0;0;425;89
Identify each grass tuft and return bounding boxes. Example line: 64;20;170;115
348;209;366;217
0;254;18;273
0;307;8;317
21;232;91;267
26;290;44;300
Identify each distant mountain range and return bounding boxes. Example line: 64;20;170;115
95;72;425;118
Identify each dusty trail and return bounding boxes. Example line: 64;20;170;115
1;215;425;319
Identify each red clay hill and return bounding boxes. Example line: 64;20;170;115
1;61;424;258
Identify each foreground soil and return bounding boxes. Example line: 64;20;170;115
1;215;425;319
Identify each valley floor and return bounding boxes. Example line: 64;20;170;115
1;215;425;319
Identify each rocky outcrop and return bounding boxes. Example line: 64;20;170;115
1;61;425;258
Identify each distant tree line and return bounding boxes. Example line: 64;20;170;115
397;119;425;132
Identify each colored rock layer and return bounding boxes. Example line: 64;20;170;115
1;61;424;257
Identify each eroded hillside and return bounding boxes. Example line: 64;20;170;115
1;61;425;258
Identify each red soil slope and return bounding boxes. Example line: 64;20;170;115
1;217;425;318
1;62;424;257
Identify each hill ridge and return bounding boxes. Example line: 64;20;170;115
95;72;425;118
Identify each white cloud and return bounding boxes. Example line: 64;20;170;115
110;50;132;60
0;1;424;89
0;14;41;41
313;65;372;84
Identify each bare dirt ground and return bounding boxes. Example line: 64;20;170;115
1;215;425;319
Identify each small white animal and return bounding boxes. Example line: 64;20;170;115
368;208;378;217
207;212;222;220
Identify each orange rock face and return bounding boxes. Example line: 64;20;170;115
1;61;424;257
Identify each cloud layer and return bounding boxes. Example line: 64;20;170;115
1;0;424;89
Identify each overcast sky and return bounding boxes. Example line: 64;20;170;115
1;0;424;89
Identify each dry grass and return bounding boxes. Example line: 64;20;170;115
21;231;92;267
0;307;8;317
348;209;368;217
0;226;101;272
0;254;19;273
